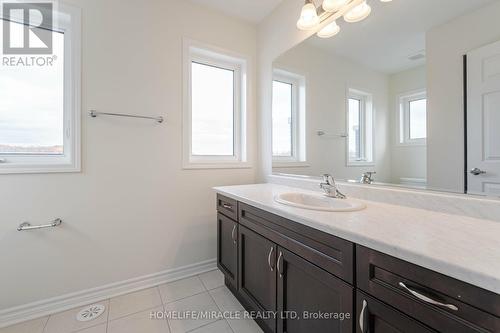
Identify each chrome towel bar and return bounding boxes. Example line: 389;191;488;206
89;110;164;123
317;130;348;138
18;218;62;231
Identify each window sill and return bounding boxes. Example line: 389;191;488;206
346;162;375;167
273;161;310;168
0;164;81;175
396;142;427;147
182;162;252;170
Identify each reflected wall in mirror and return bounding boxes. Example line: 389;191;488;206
271;0;500;195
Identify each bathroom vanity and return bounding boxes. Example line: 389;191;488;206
215;184;500;333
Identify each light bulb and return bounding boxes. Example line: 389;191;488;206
322;0;349;12
344;0;371;23
317;21;340;38
296;1;320;30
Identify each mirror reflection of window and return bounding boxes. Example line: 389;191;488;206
399;91;427;145
272;69;306;165
347;89;373;166
409;98;427;140
348;98;361;161
272;80;293;157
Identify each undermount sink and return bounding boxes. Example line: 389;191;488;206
274;192;366;212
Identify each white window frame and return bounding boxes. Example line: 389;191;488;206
398;90;427;146
272;69;307;168
182;39;249;169
0;3;81;174
346;88;374;167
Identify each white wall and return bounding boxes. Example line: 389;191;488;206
388;66;427;184
426;1;500;192
273;42;392;182
0;0;257;310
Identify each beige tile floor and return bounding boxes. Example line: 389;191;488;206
0;270;263;333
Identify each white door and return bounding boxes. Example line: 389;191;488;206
467;40;500;196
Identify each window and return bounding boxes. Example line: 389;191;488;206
346;89;373;166
0;4;81;174
272;69;306;165
399;91;427;145
183;40;248;168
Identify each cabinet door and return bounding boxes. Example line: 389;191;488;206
217;213;238;287
238;225;277;333
277;247;353;333
356;292;436;333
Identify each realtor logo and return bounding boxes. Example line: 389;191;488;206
2;2;53;54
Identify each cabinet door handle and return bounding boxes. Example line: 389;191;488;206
268;247;274;271
359;300;368;333
277;251;283;278
222;203;233;209
231;225;237;245
398;282;459;311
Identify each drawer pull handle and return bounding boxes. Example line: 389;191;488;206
222;203;233;210
231;225;237;244
277;251;284;278
398;282;459;311
359;300;368;333
268;247;274;271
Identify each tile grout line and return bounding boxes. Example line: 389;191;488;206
104;298;110;333
157;286;172;333
41;315;50;333
185;319;227;333
205;282;236;333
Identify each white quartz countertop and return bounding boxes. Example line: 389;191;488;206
214;183;500;294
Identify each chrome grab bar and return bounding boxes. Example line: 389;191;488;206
89;110;164;123
18;218;62;231
398;282;459;311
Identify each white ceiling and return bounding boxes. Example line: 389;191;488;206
307;0;497;74
190;0;284;23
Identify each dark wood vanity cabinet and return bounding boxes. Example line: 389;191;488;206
357;246;500;333
217;212;238;287
216;194;500;333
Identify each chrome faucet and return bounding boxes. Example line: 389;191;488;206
320;174;346;199
360;172;376;184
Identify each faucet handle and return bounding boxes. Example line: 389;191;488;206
322;174;334;185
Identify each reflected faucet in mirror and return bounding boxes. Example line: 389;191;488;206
361;172;376;184
320;174;346;199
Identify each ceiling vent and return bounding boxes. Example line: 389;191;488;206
408;50;426;61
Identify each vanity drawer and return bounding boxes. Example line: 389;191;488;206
239;202;354;284
357;245;500;332
217;194;238;221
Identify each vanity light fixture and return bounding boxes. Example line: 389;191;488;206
322;0;350;12
297;0;320;30
317;20;340;38
296;0;392;39
344;0;372;23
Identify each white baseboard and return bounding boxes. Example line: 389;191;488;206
0;258;217;329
